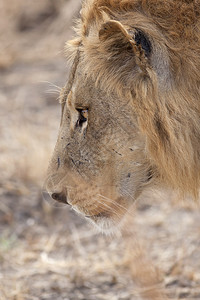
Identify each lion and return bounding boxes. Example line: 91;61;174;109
46;0;200;234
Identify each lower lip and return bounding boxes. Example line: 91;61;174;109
85;213;108;218
85;215;99;218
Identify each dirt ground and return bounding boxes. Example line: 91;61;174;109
1;1;200;299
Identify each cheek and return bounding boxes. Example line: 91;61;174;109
67;181;128;222
117;161;146;201
119;174;138;200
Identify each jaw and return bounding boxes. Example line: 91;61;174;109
67;203;118;235
85;214;122;236
70;197;134;236
45;165;152;234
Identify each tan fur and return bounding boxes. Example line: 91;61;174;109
46;0;200;232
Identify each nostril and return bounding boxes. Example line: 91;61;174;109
52;193;59;200
51;192;69;205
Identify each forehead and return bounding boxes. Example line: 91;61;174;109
67;54;132;115
70;67;94;107
66;52;108;107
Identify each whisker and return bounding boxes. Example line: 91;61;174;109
41;80;62;91
97;194;129;213
93;198;123;220
46;89;61;95
122;189;141;211
96;194;138;219
96;194;131;217
41;81;62;101
99;194;134;213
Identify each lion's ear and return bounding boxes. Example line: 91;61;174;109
99;20;131;42
99;20;151;72
134;29;152;58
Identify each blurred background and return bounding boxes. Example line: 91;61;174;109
1;1;200;299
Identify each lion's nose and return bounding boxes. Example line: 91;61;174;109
51;192;69;205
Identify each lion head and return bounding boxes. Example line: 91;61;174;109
46;0;200;233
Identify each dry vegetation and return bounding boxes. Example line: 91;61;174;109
1;1;200;299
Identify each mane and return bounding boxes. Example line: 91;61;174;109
67;0;200;198
82;0;200;38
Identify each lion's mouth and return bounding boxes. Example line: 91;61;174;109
51;192;112;220
85;212;110;219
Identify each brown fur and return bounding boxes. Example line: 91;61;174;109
74;0;200;197
46;0;200;233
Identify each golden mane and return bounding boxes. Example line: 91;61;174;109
66;0;200;198
81;0;200;39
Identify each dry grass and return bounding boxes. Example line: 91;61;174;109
1;1;200;299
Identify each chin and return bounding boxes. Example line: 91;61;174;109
86;215;123;236
71;200;131;236
72;206;120;235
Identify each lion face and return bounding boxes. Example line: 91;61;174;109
46;0;200;232
46;54;153;233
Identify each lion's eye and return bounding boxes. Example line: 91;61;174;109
76;108;88;127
